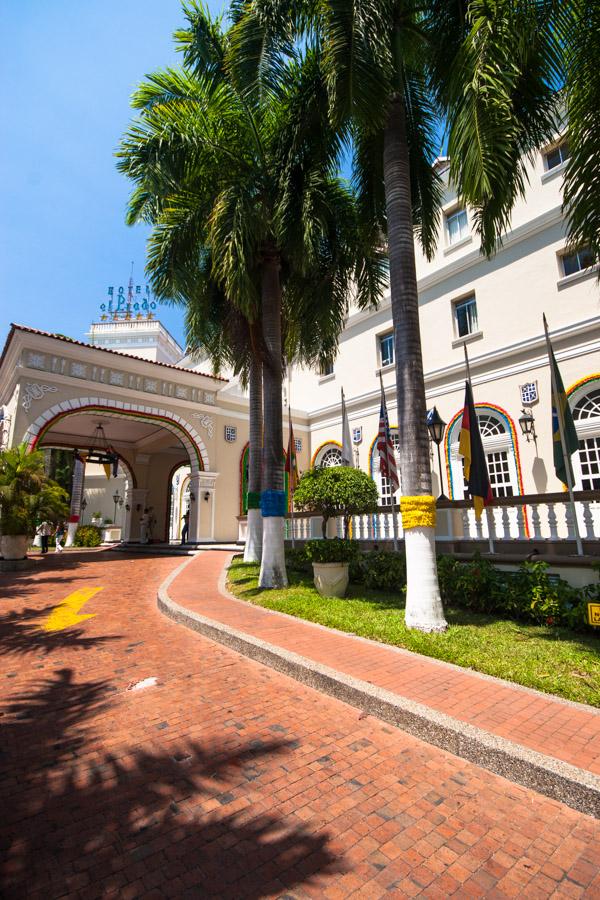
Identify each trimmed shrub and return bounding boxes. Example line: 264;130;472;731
284;545;597;632
74;525;102;547
351;550;407;591
303;538;360;564
294;467;378;538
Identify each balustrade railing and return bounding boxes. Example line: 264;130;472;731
279;490;600;552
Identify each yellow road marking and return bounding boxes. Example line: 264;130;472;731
42;587;103;632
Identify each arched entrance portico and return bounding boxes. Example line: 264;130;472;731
24;399;214;544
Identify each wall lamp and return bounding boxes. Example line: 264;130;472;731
519;408;537;443
426;406;448;500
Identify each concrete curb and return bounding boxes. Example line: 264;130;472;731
157;555;600;819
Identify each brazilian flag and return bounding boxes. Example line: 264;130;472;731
459;381;493;518
549;344;579;486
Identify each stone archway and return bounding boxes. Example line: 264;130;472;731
24;399;211;543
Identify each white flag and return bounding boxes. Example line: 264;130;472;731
341;388;354;467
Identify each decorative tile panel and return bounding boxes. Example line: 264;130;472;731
26;352;46;370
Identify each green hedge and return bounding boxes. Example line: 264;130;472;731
286;544;597;632
74;525;103;547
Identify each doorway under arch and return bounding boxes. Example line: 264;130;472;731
27;402;207;544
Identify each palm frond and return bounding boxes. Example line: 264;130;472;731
444;0;561;255
561;0;600;264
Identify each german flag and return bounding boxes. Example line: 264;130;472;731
458;381;493;518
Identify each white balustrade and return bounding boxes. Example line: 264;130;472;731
281;493;600;550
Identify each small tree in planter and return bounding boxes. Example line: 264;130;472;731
293;467;378;597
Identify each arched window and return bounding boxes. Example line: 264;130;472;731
319;447;343;467
445;405;523;538
370;429;401;505
313;442;343;468
447;409;519;500
571;386;600;490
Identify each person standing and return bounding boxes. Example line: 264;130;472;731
181;509;190;544
139;509;150;545
37;521;53;554
54;522;65;553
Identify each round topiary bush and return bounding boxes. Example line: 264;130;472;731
293;466;379;539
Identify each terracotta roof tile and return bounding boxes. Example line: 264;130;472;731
1;324;227;383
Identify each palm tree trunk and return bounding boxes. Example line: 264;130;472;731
244;353;263;563
383;94;447;632
258;249;288;588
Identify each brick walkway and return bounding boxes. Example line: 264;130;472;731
169;552;600;780
1;550;600;898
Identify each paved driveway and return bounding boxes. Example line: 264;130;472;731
1;551;599;898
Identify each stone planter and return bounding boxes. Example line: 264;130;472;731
312;561;349;598
0;534;29;560
102;526;122;543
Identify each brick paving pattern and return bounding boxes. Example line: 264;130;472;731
170;552;600;777
0;550;599;898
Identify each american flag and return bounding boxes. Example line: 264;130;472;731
377;383;399;493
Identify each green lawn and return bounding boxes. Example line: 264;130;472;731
227;558;600;708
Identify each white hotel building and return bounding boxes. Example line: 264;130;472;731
1;133;599;560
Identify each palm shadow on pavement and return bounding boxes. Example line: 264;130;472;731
1;668;344;898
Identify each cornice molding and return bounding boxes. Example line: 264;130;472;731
308;316;600;429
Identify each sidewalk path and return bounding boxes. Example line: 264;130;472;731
2;550;600;897
165;552;600;815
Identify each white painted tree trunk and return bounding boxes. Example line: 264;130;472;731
244;508;263;563
65;522;78;548
404;527;448;632
258;517;287;588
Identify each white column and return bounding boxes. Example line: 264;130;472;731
190;472;219;542
125;489;148;542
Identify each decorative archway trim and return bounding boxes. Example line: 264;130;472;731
444;403;525;500
239;442;249;515
566;373;600;399
239;442;291;513
310;439;342;468
25;400;209;472
444;402;528;537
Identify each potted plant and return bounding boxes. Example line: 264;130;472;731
91;511;103;526
294;467;378;597
303;537;359;597
0;444;69;560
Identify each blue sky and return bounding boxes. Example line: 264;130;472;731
0;0;224;350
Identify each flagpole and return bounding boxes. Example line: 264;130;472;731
288;370;295;549
463;343;495;554
543;315;583;556
378;370;399;552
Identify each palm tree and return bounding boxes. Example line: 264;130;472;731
231;0;563;630
117;2;385;587
560;0;600;267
